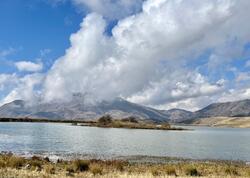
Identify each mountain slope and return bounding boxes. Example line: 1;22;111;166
0;98;169;122
1;98;250;124
160;109;194;123
195;99;250;118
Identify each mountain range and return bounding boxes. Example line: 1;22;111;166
0;96;250;123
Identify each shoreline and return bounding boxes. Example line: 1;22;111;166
0;153;250;178
2;118;250;129
2;152;249;165
0;118;187;131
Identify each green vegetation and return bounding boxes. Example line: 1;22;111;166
89;114;183;130
0;154;250;178
0;116;185;131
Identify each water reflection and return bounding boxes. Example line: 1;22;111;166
0;123;249;161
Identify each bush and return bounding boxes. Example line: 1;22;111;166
185;167;200;176
225;167;238;176
44;165;55;174
66;165;75;174
43;157;50;162
31;156;41;161
98;115;113;125
0;160;5;168
162;123;171;129
105;160;126;171
115;161;125;171
90;163;103;175
73;160;89;172
165;166;176;176
121;117;138;123
30;160;42;169
7;156;26;169
151;168;160;176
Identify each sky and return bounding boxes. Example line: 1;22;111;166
0;0;250;111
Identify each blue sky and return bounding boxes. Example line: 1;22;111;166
0;0;250;111
0;0;83;73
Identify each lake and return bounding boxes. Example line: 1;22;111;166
0;122;250;161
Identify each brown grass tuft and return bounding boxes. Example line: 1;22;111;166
90;163;103;175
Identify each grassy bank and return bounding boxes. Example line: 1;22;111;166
0;154;250;178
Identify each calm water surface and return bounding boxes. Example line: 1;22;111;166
0;122;250;161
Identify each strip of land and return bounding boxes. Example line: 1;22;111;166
0;154;249;178
193;117;250;128
0;116;185;131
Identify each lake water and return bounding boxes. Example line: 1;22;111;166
0;122;250;161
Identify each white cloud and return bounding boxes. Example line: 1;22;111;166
72;0;144;19
43;0;240;109
219;87;250;102
2;0;250;111
236;72;250;82
0;74;18;92
0;73;44;106
15;61;43;72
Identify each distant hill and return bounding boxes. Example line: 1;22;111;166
160;109;194;123
194;99;250;118
182;99;250;124
1;97;250;124
0;97;169;122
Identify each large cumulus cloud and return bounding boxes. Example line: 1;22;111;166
2;0;250;110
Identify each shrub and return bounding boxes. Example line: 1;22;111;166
225;167;238;176
115;161;125;171
162;123;171;129
185;167;200;176
7;156;26;169
66;165;75;174
44;165;55;174
112;121;123;128
73;160;89;172
30;160;42;169
31;156;41;161
165;166;176;176
43;157;50;162
98;115;113;125
105;160;126;171
90;163;103;175
0;160;5;168
151;168;160;176
121;117;138;123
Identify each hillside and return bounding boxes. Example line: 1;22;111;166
0;97;169;122
194;99;250;118
192;117;250;128
161;109;194;123
1;98;250;125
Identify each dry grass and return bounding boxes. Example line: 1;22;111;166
0;154;250;178
193;117;250;128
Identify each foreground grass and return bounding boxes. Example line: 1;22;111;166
0;154;250;178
